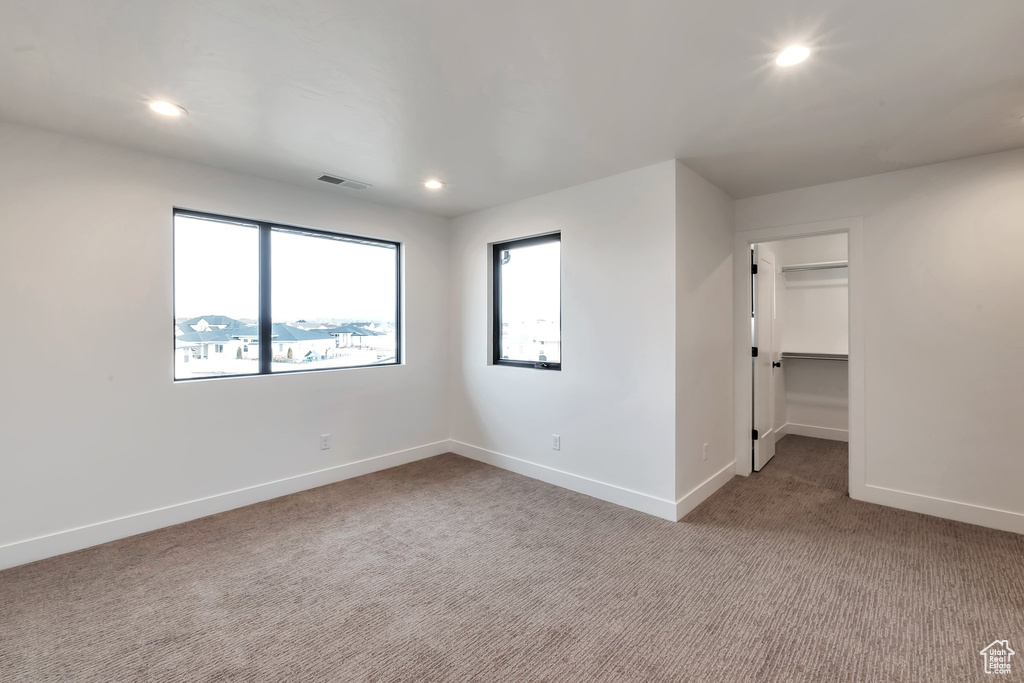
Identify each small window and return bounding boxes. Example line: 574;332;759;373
492;233;561;370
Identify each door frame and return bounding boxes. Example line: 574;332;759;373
732;216;865;502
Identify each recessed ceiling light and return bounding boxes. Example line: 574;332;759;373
774;45;811;67
424;179;445;190
148;100;187;117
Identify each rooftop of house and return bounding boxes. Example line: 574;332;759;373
175;316;385;344
177;315;252;330
175;328;237;344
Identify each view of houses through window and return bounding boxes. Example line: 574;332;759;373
174;213;399;380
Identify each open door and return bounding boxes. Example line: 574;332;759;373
752;244;777;471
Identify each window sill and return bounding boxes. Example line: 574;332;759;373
493;360;561;371
173;360;404;382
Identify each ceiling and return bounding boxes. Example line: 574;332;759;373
1;1;1023;217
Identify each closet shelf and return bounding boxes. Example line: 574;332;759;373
780;352;848;361
780;260;848;273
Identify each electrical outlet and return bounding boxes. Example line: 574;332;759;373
552;434;561;451
320;434;331;451
702;443;709;461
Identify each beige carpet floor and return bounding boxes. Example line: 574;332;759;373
1;436;1022;682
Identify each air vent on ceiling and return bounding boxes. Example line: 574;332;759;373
317;174;371;190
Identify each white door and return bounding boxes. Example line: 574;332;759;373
752;245;777;471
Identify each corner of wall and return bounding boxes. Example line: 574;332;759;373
673;160;737;514
442;215;460;443
445;161;680;511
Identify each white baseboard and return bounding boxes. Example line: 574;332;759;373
0;440;451;571
856;484;1024;535
675;462;736;521
777;422;849;442
447;440;678;521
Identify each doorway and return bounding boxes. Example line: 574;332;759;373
749;232;851;483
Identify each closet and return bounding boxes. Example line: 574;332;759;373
752;233;849;471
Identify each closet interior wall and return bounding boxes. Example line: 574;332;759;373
762;233;849;442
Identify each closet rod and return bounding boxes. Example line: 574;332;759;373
780;352;849;361
780;261;848;273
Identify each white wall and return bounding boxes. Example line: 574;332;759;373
0;123;452;567
447;160;735;520
674;162;735;509
778;360;848;438
448;162;680;515
763;234;849;438
772;234;849;355
738;149;1024;531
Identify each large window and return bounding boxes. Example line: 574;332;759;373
492;233;561;370
174;210;400;380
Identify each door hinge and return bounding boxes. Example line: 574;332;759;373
751;263;758;274
752;346;758;357
752;429;759;441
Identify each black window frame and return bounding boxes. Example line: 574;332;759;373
492;232;561;371
173;208;402;381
